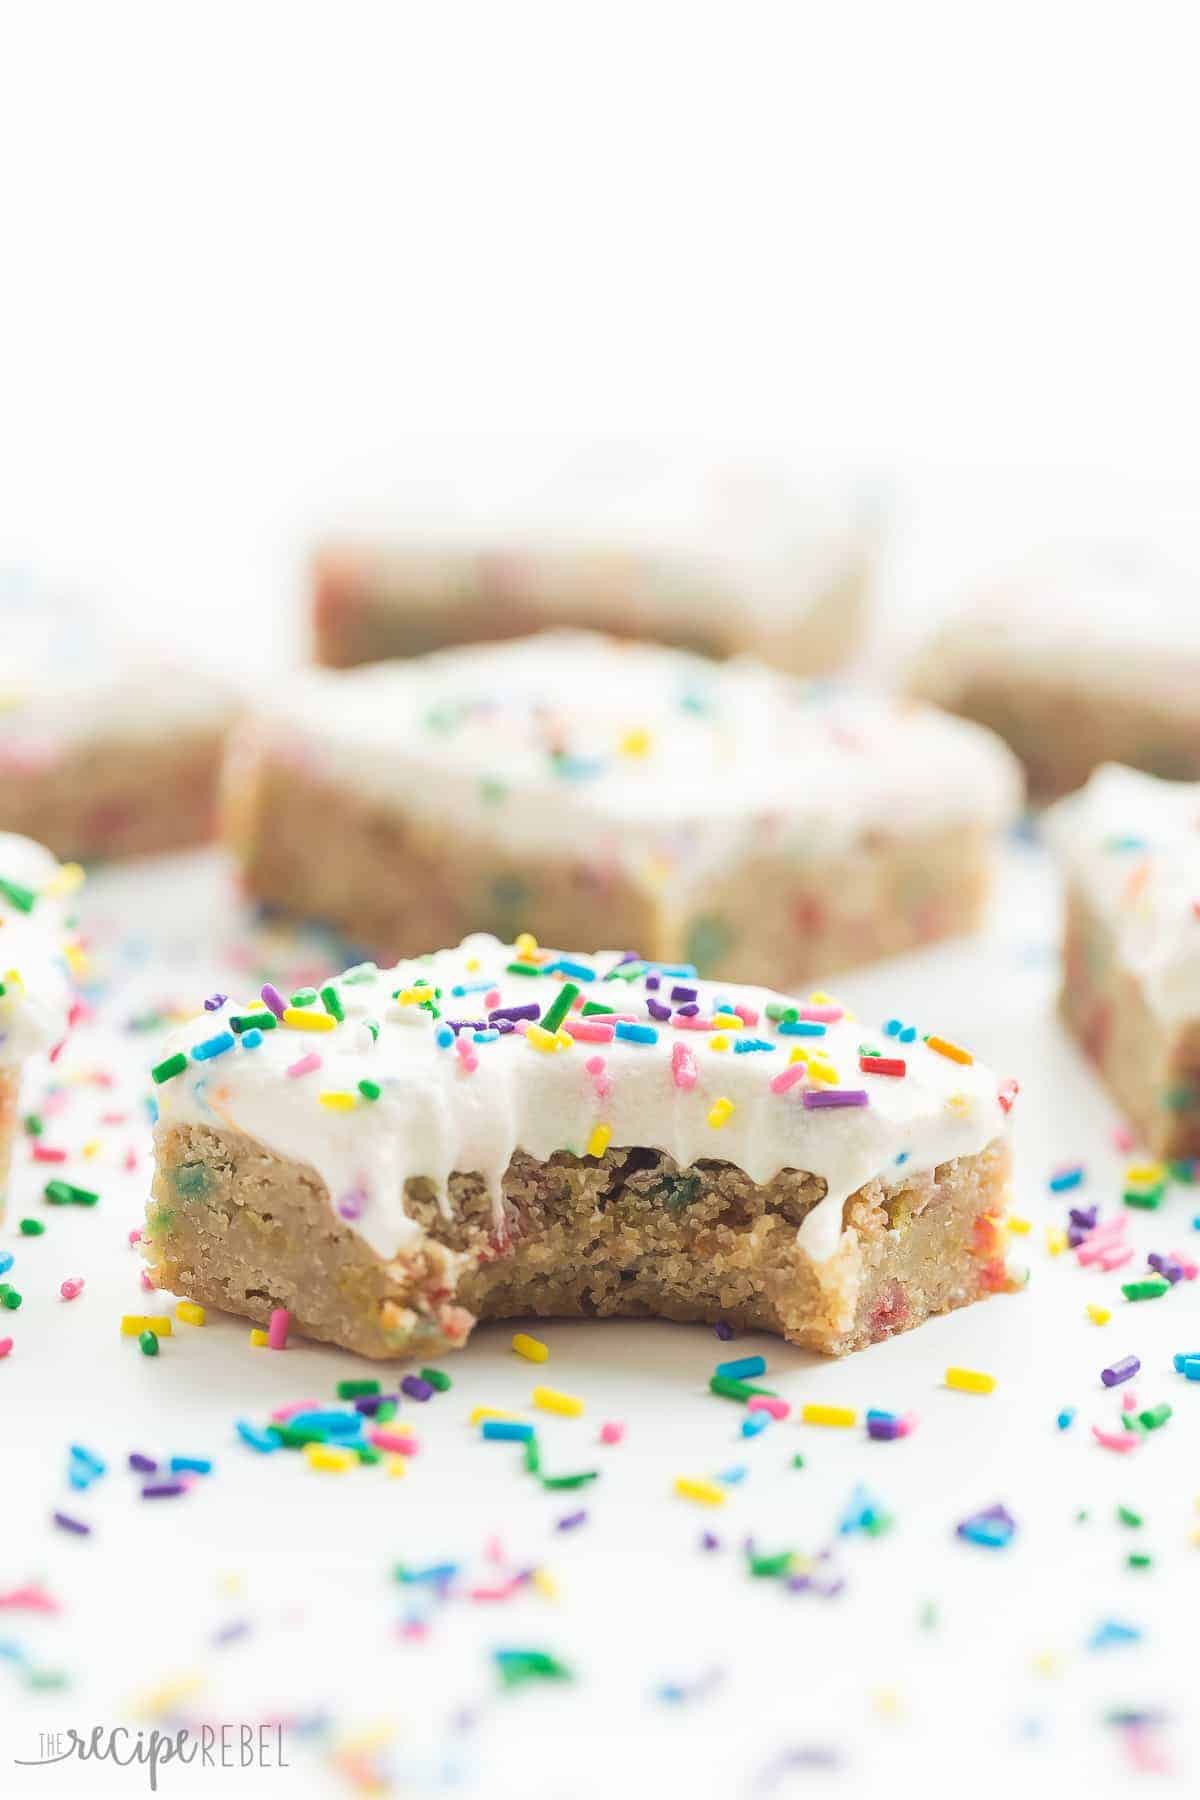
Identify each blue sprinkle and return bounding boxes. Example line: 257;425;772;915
191;1030;236;1063
615;1022;658;1046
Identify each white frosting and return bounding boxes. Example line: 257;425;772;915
241;633;1022;890
912;545;1200;707
1045;763;1200;1021
0;572;235;765
327;462;878;634
0;832;76;1066
152;934;1011;1267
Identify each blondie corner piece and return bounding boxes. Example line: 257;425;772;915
907;547;1200;801
312;465;876;679
0;834;78;1213
0;574;235;860
1049;764;1200;1160
221;632;1022;985
143;935;1018;1359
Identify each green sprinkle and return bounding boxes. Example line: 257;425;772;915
336;1378;380;1399
151;1052;188;1085
523;1435;541;1476
540;982;579;1036
357;1079;381;1101
1117;1505;1143;1528
18;1218;44;1236
419;1367;451;1392
138;1329;159;1356
23;1113;44;1138
541;1470;599;1491
0;875;36;913
320;984;344;1022
43;1180;99;1207
1122;1277;1170;1301
229;1011;276;1033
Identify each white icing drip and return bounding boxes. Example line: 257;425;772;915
1045;764;1200;1021
242;633;1022;882
0;833;75;1065
153;934;1010;1267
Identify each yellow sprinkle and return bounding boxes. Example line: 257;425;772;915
469;1406;520;1426
800;1403;857;1428
945;1366;995;1395
674;1476;726;1507
586;1124;612;1159
927;1035;973;1066
42;861;85;898
318;1090;357;1111
525;1023;564;1053
1086;1303;1111;1326
249;1328;269;1347
707;1097;734;1129
533;1385;584;1418
515;932;539;959
175;1301;206;1327
282;1007;336;1032
512;1332;549;1363
1006;1216;1031;1235
711;1013;745;1030
385;1455;407;1478
1046;1226;1067;1256
531;1567;559;1600
305;1443;355;1473
710;1034;730;1052
120;1314;172;1338
618;727;651;757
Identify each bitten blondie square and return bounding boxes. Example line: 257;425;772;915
1049;764;1200;1159
223;633;1023;986
0;574;235;861
144;934;1017;1359
0;834;78;1212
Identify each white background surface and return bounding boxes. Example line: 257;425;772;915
5;6;1200;1798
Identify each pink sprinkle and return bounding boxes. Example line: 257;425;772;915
267;1308;290;1351
562;1019;615;1043
368;1427;420;1455
797;1005;844;1023
0;1338;12;1358
599;1421;625;1445
769;1063;807;1096
671;1042;697;1091
747;1395;789;1420
454;1036;478;1073
286;1052;322;1078
733;1004;759;1028
1091;1425;1140;1453
269;1398;320;1422
59;1278;85;1301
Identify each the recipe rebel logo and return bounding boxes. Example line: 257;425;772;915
15;1723;290;1789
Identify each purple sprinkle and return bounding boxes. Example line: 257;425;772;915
802;1088;870;1110
260;983;286;1020
713;1320;735;1341
203;992;228;1012
700;1531;721;1551
142;1481;187;1499
337;1187;367;1222
53;1510;91;1536
489;1003;540;1024
556;1509;587;1531
128;1453;157;1473
647;999;672;1022
401;1375;434;1403
1101;1355;1140;1388
671;985;698;1003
